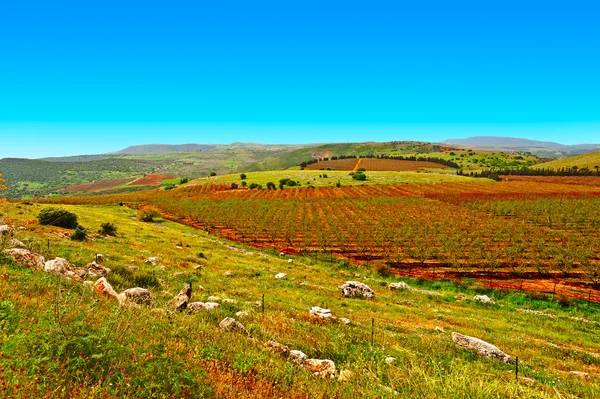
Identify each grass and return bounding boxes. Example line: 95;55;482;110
1;201;599;398
194;169;492;188
535;151;600;171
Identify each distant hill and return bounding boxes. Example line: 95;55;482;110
114;144;218;154
534;151;600;170
444;136;600;157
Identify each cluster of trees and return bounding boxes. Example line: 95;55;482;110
461;166;600;180
299;154;459;168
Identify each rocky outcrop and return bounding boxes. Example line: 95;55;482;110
304;359;337;378
218;317;245;333
168;284;192;311
8;239;25;248
266;340;290;356
44;257;83;283
4;248;45;269
452;332;512;363
289;350;307;365
339;281;375;299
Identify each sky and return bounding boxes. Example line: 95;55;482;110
0;0;599;158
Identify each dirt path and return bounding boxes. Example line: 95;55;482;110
352;158;362;172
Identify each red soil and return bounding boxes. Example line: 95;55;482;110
61;178;136;193
128;174;177;186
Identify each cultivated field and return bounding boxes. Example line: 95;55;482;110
306;158;449;171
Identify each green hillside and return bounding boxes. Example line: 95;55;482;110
534;151;600;171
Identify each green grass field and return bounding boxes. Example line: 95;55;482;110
535;151;600;171
1;200;598;398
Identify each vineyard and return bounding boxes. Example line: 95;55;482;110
37;177;600;301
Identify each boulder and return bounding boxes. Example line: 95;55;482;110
93;277;121;302
85;261;110;279
188;302;220;312
474;295;496;304
451;332;512;363
310;306;334;320
0;225;11;236
145;256;159;265
95;254;106;263
389;282;411;291
289;350;307;365
207;296;220;302
44;257;72;274
218;317;245;333
266;340;290;356
339;281;375;299
168;284;192;311
288;259;293;263
120;287;153;305
275;273;287;280
4;248;45;269
304;359;337;379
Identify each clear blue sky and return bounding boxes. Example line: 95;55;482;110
1;0;599;158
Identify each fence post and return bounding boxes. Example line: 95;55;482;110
515;356;519;382
371;318;375;346
262;293;265;313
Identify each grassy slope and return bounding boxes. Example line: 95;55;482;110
1;201;599;398
534;151;600;170
193;169;489;188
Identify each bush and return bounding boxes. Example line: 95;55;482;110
38;207;78;229
179;177;190;184
240;173;247;180
241;181;247;187
286;180;298;187
357;167;366;172
266;182;276;190
99;222;118;236
352;172;367;181
70;226;87;241
377;264;392;277
164;183;176;190
231;182;239;189
138;209;159;222
209;172;217;176
248;183;262;189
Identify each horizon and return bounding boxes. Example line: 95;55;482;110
1;1;599;158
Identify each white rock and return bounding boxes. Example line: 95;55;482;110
120;287;153;304
168;284;192;311
389;282;411;290
8;239;25;248
0;225;11;236
289;350;307;365
235;311;249;318
3;248;45;269
288;259;293;263
266;340;289;356
339;281;375;299
452;332;512;363
222;298;237;305
92;277;121;302
44;257;72;274
474;295;496;304
145;256;159;265
207;296;221;302
275;273;287;279
569;371;590;379
95;254;106;263
339;317;351;325
385;356;396;365
188;302;220;312
223;271;233;277
310;306;334;320
435;326;444;333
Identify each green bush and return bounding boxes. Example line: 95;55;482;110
70;226;87;241
352;172;367;181
99;222;118;236
231;182;239;189
138;209;159;222
240;173;247;180
248;183;262;189
38;207;78;229
266;182;276;190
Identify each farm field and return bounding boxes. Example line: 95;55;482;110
1;200;600;398
305;158;449;171
39;177;600;302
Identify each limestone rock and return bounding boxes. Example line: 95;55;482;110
289;350;307;365
389;282;411;290
93;277;121;302
188;302;220;312
0;225;11;236
253;301;262;308
207;296;220;302
4;248;45;269
235;311;249;318
304;359;337;378
288;259;293;263
310;306;334;320
569;371;589;379
223;271;233;277
474;295;496;304
218;317;245;333
168;284;192;311
120;287;153;305
8;239;25;249
339;317;351;325
145;256;159;265
266;340;290;356
222;298;237;305
452;332;512;363
339;281;375;299
85;261;111;278
435;326;444;333
95;254;106;263
275;273;287;279
44;257;72;274
385;356;396;365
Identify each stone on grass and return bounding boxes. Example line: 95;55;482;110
289;350;307;365
218;317;245;333
435;326;444;333
339;281;375;299
4;248;45;269
9;239;25;248
384;357;396;365
95;254;106;263
253;301;262;308
304;359;337;379
275;273;287;279
85;261;110;278
188;302;220;312
44;257;72;274
93;277;121;302
474;295;496;304
288;259;293;263
235;311;249;318
145;256;159;265
569;371;589;379
451;332;512;363
222;298;237;305
389;282;411;291
120;287;153;305
266;340;290;356
339;317;351;325
168;284;192;311
310;306;334;320
223;271;233;277
207;296;220;302
0;225;11;236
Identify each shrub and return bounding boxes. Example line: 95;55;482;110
286;180;298;187
266;182;276;190
209;172;217;176
99;222;118;236
241;181;247;187
336;180;341;188
164;183;176;190
138;208;159;222
231;182;239;189
248;183;262;189
240;173;247;180
38;207;78;229
179;177;190;184
279;178;290;185
357;167;366;172
376;264;392;277
352;172;367;181
70;226;87;241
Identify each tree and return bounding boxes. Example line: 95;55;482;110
0;173;6;191
240;173;247;180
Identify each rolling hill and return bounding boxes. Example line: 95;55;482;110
534;151;600;170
